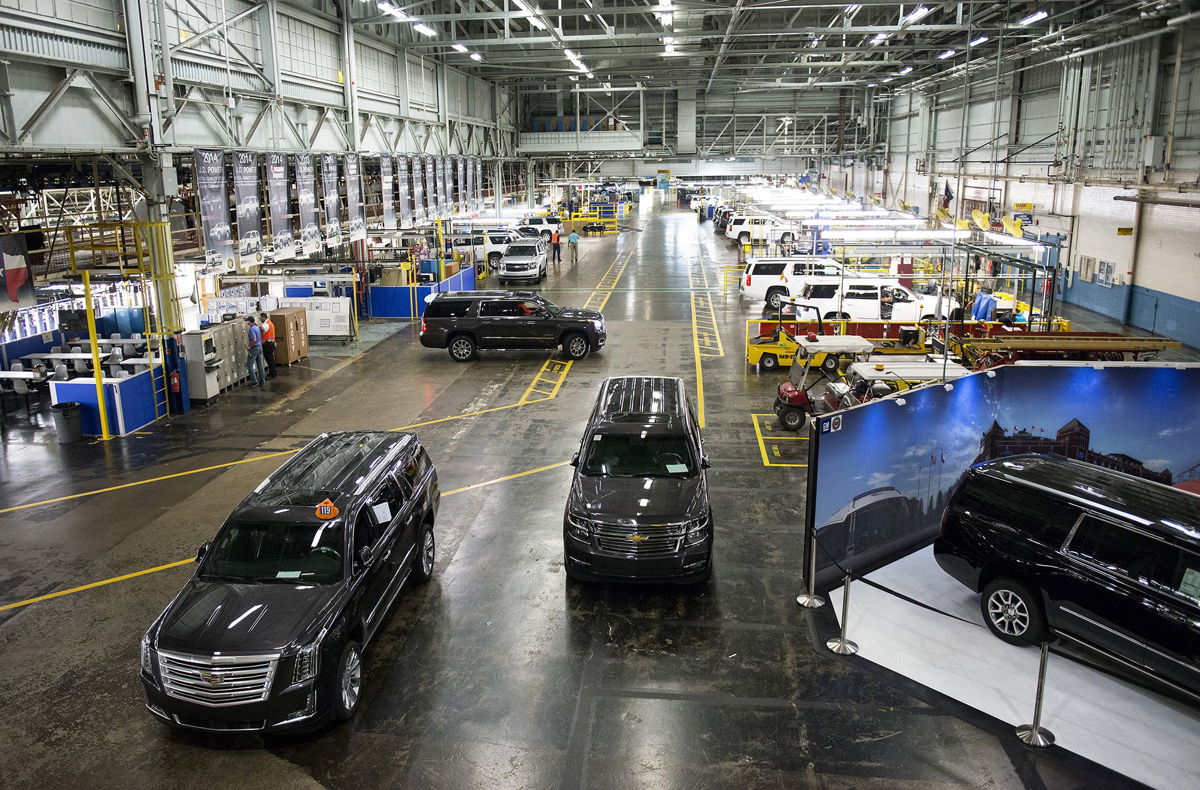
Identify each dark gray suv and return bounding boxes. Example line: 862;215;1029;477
420;291;606;361
563;376;713;584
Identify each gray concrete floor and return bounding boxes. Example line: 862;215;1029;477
0;193;1150;789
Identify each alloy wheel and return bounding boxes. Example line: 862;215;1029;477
422;530;435;576
569;336;588;357
341;648;362;712
450;339;473;360
987;589;1029;636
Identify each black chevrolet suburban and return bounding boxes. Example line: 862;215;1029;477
140;431;439;733
563;376;713;584
935;454;1199;698
420;290;606;361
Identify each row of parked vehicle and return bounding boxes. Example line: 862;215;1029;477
138;378;713;734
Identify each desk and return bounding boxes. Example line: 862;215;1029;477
67;338;146;347
21;352;112;362
119;356;163;366
0;371;48;381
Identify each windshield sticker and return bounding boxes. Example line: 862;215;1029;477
276;570;302;579
315;498;340;519
665;464;688;473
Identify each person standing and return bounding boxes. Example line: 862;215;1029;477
567;229;580;264
259;312;277;379
244;315;265;387
550;227;562;264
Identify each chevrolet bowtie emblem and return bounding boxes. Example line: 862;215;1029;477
200;672;224;685
627;534;649;542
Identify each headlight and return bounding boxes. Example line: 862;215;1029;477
140;633;156;676
292;641;320;684
566;513;592;542
684;514;710;546
591;318;604;330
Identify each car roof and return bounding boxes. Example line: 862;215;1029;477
973;454;1200;549
595;376;688;421
242;431;416;517
432;290;539;301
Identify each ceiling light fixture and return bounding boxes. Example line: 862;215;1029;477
898;66;913;74
451;43;468;53
969;35;989;46
413;22;437;37
470;52;482;61
901;5;932;25
937;49;956;59
1018;10;1048;25
883;77;893;82
376;1;409;21
869;32;889;45
513;0;547;30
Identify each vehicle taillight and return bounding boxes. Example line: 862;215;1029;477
420;319;427;333
745;274;752;286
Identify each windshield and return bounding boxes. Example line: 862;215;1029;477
539;298;562;315
581;433;697;477
200;521;345;584
507;244;539;257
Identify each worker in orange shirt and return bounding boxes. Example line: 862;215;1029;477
259;312;278;379
550;228;562;264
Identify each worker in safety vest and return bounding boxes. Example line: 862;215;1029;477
550;229;562;264
259;312;278;379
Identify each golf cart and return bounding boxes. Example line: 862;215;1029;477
746;301;831;371
819;359;972;413
773;335;876;430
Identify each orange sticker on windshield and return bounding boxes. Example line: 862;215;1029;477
315;498;339;520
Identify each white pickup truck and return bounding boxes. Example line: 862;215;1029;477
740;257;860;308
798;277;962;322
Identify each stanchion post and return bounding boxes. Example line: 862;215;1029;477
1015;641;1055;747
825;573;858;655
795;530;825;609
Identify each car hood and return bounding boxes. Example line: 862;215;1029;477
569;473;707;522
154;578;342;655
558;308;603;321
503;254;541;263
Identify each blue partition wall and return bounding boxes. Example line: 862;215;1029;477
50;369;160;436
370;267;476;318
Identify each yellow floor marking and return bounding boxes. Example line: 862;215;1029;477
751;414;809;468
258;353;360;415
0;460;572;613
690;295;706;428
519;359;574;405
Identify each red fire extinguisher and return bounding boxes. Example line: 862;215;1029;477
169;371;181;394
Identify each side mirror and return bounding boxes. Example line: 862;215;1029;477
570;453;580;466
196;542;210;562
700;455;712;469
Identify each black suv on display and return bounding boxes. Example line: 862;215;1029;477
420;290;606;362
140;431;440;733
935;454;1200;698
563;376;713;584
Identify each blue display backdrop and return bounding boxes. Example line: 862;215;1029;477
807;364;1200;592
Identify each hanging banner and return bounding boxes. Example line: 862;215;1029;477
464;157;474;214
435;156;447;215
396;156;412;227
295;153;320;255
321;152;342;247
424;156;437;218
265;152;294;261
408;156;424;224
232;151;263;269
456;156;465;214
379;155;396;230
193;148;234;271
344;153;366;242
476;159;484;212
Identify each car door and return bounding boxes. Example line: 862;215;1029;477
1139;546;1200;693
520;299;559;346
477;299;527;347
842;284;881;320
361;475;413;632
383;469;420;580
351;505;393;641
1056;515;1158;665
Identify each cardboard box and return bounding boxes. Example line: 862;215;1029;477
270;306;308;364
379;267;410;287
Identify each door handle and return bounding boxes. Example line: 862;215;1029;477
381;549;392;562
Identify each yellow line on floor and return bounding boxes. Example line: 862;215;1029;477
751;414;771;466
691;294;706;428
751;414;809;468
258;353;360;415
0;460;571;614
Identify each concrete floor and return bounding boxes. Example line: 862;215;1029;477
0;193;1151;789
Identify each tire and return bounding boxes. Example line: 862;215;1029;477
766;288;787;310
820;353;841;373
981;578;1047;645
823;312;841;320
413;524;435;585
921;313;936;322
759;353;779;370
563;332;590;360
779;407;805;431
334;641;363;721
448;334;477;362
738;233;750;244
781;232;794;244
488;252;502;267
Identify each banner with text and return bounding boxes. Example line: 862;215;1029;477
345;153;366;242
266;152;294;261
295;153;320;255
321;153;341;247
396;156;412;227
194;148;234;270
424;156;437;218
232;151;263;269
379;155;396;230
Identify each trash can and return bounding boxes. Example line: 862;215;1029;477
51;401;83;444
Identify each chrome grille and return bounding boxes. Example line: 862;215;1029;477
158;650;279;707
593;521;684;557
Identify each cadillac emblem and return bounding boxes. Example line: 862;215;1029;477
200;672;223;685
627;534;649;542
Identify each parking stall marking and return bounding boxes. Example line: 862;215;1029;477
751;414;809;468
520;359;574;404
690;293;724;358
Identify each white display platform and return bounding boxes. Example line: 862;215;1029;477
828;546;1200;790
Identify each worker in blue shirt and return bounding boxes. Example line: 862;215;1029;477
244;315;266;387
567;230;580;264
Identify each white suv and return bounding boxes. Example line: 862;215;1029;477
520;216;563;240
724;215;798;245
498;239;548;285
471;229;515;269
740;257;856;308
798;277;961;322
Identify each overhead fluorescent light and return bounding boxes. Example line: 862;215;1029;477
883;77;893;82
664;43;675;53
413;22;437;37
898;66;913;75
869;32;889;45
969;35;989;46
376;1;409;21
867;82;877;87
451;43;468;53
470;52;482;61
901;5;931;25
937;49;956;59
1018;10;1048;25
563;49;576;59
586;71;594;79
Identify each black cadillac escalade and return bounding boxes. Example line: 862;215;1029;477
140;431;439;733
563;376;714;584
935;454;1200;699
419;290;606;361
